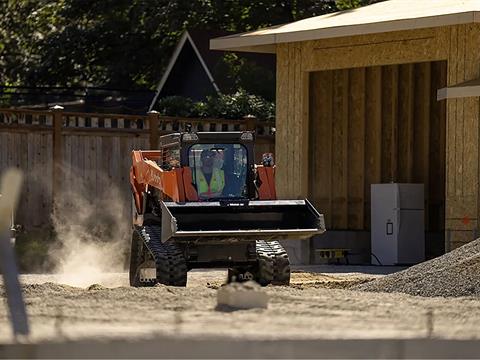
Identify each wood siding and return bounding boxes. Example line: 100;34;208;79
58;134;149;230
308;61;447;231
0;132;53;227
276;24;480;250
276;27;450;201
444;24;480;250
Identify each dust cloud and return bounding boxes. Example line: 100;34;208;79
49;170;131;288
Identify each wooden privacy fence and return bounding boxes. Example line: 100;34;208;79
0;107;275;230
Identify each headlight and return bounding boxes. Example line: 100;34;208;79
240;132;254;141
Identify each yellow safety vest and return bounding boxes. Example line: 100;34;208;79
196;168;225;198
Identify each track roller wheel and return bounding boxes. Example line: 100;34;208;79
227;268;255;283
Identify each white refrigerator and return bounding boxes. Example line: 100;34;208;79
371;183;425;265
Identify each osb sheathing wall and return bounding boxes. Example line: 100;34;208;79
308;62;446;234
275;24;480;250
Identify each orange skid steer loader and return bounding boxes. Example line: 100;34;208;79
129;131;325;286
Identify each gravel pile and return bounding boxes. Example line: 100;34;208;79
354;238;480;297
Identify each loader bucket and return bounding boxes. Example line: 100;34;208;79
160;200;325;243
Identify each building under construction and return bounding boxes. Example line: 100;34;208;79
212;0;480;261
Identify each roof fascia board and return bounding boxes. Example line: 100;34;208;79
149;32;189;111
211;11;477;51
277;11;476;43
210;34;276;50
210;44;276;54
186;32;221;94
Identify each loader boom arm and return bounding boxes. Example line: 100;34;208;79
256;165;277;200
130;150;198;213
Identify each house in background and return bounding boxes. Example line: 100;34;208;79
212;0;480;264
3;29;275;115
149;29;276;111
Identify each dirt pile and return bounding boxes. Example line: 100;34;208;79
354;238;480;297
290;271;369;289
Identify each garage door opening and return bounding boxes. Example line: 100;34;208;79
308;61;447;261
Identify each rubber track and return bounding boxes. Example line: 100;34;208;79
136;225;188;286
255;240;275;286
266;241;291;285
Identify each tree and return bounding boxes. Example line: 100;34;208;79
0;0;383;91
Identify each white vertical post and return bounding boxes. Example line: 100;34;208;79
0;169;29;337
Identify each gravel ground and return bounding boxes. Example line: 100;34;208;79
354;239;480;297
1;268;480;344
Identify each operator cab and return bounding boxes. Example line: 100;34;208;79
158;131;256;201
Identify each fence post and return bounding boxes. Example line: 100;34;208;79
243;114;257;132
50;105;64;211
148;110;160;149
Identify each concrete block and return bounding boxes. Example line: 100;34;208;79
217;281;268;309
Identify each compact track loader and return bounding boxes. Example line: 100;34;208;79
129;131;325;287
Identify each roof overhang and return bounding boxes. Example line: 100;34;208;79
437;78;480;100
210;0;480;53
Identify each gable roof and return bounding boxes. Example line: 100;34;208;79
149;29;276;110
149;30;223;111
210;0;480;53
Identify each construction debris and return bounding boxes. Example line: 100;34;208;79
217;281;269;309
354;239;480;297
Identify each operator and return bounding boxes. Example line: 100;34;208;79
195;149;225;199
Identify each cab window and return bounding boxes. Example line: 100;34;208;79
188;144;247;199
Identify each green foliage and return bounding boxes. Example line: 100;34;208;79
336;0;383;10
204;90;275;120
158;91;275;121
0;0;383;91
0;0;341;90
15;228;55;272
214;53;275;101
191;101;209;118
157;96;195;118
0;81;17;106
